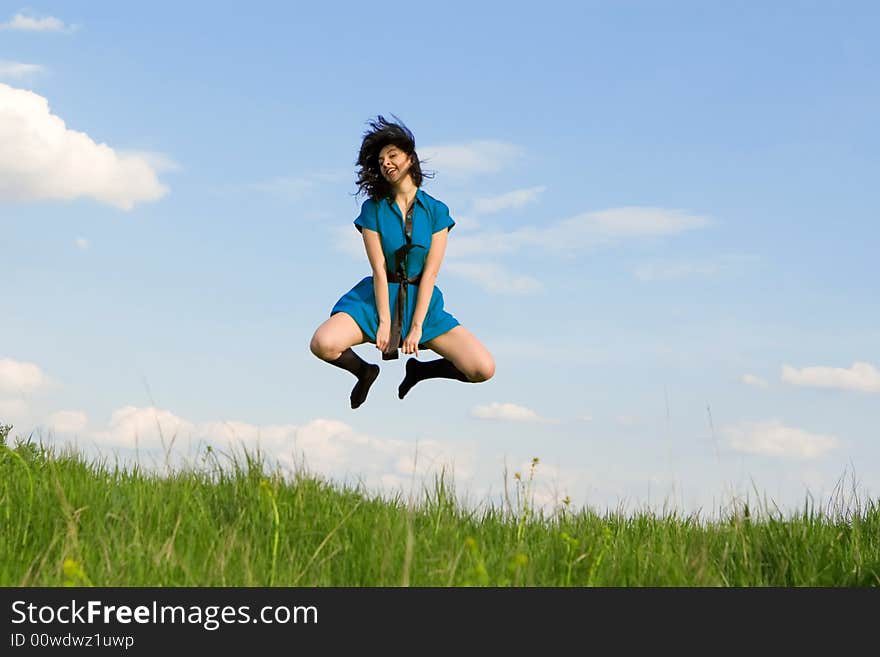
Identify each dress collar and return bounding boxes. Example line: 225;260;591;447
385;188;427;209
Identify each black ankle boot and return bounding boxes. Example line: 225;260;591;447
398;357;470;399
329;348;380;409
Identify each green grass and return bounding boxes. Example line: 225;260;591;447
1;423;878;586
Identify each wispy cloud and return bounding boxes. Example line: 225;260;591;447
781;362;880;393
0;60;45;79
0;12;74;32
247;170;348;200
334;203;709;272
0;13;77;32
635;260;718;281
568;206;710;239
723;419;839;460
634;253;758;282
470;402;557;423
0;358;49;394
447;213;481;231
74;237;89;250
448;207;711;259
250;176;313;198
419;140;525;177
444;261;542;296
0;83;167;209
741;374;769;388
471;186;546;215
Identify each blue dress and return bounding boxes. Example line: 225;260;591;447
330;188;460;351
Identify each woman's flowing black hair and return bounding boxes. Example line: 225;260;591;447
354;114;434;201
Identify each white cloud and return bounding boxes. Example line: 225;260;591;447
722;419;839;460
92;405;195;450
197;417;474;484
471;186;546;215
448;207;711;258
74;237;89;250
0;399;28;422
470;402;557;423
81;408;476;495
0;60;45;79
120;150;181;173
419;140;525;177
741;374;769;388
0;83;168;209
47;410;88;433
444;261;542;296
1;12;71;32
782;362;880;393
0;358;49;394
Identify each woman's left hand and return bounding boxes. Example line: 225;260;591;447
402;325;422;357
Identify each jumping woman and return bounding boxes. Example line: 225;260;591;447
309;115;495;409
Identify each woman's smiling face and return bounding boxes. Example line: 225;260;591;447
378;144;413;183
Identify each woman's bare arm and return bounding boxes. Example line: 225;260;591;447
410;227;449;329
362;228;391;324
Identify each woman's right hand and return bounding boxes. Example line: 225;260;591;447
375;319;391;353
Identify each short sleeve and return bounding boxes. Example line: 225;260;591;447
354;198;378;233
432;200;455;234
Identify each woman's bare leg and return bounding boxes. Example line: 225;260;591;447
398;326;495;399
310;312;378;409
309;312;370;360
422;325;495;381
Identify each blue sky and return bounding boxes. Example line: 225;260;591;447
2;1;878;516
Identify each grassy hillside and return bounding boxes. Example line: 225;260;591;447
2;424;878;586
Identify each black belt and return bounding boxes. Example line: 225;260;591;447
381;197;420;361
382;269;422;360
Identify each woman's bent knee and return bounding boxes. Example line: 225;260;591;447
471;357;495;382
310;331;337;361
308;333;323;358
